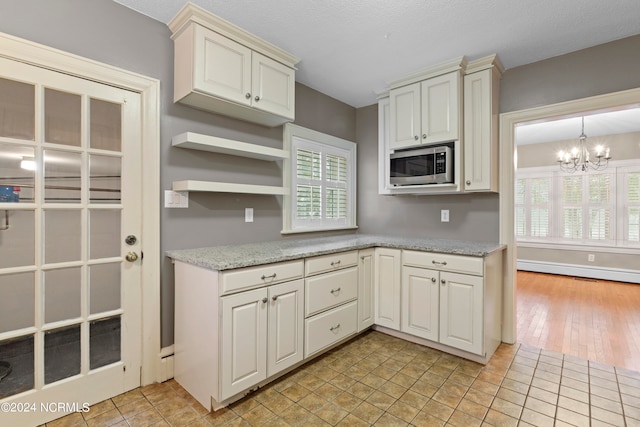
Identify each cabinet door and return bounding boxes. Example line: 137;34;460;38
439;272;483;355
194;25;252;107
268;280;304;376
358;249;375;332
221;288;268;399
401;267;439;341
421;72;460;145
251;52;295;119
374;248;401;330
389;83;421;149
464;69;498;192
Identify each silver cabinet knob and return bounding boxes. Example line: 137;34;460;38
414;135;419;140
254;95;260;101
422;134;427;139
125;252;138;262
272;295;278;301
431;277;436;283
262;297;268;304
245;92;251;99
441;279;446;286
466;180;471;185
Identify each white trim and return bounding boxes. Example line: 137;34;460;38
282;123;357;234
517;260;640;284
0;32;161;385
499;87;640;344
517;241;640;254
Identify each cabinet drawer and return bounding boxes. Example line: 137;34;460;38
402;250;483;276
305;301;357;357
221;260;304;295
305;250;358;276
305;267;358;317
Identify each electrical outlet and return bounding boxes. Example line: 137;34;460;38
441;209;450;222
588;254;595;262
245;208;254;223
164;190;188;208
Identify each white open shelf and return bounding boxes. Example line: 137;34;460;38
172;180;286;195
172;132;289;161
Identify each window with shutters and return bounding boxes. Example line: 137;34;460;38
283;124;356;233
516;162;639;249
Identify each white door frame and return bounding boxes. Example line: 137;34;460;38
498;87;640;344
0;32;161;385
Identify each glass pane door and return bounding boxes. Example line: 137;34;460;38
0;56;142;424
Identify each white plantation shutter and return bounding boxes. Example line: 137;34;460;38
285;124;356;232
587;174;611;241
516;163;638;248
515;179;526;236
625;172;640;242
562;176;583;239
530;178;550;237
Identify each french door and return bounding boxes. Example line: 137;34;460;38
0;56;142;425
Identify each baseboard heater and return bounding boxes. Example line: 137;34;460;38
517;260;640;284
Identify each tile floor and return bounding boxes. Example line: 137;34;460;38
45;330;640;427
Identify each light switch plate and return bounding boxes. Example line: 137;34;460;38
441;209;450;222
245;208;254;222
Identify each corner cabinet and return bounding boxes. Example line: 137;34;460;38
168;3;299;127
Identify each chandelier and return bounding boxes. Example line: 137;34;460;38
557;117;611;173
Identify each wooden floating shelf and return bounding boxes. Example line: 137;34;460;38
172;180;286;195
172;132;289;161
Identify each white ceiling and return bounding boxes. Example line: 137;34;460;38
112;0;640;142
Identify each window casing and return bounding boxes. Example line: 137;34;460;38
283;124;356;233
516;161;640;250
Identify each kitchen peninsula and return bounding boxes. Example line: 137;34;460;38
167;235;504;411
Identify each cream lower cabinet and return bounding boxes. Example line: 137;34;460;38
357;248;375;332
220;279;304;400
304;251;359;357
400;250;502;358
374;248;402;330
401;266;439;341
439;271;483;355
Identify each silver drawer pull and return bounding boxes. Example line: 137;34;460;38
432;260;447;266
261;273;277;280
330;287;341;294
330;260;341;267
329;323;341;332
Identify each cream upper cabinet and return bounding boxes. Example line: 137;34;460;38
389;70;461;150
463;55;503;192
169;3;299;127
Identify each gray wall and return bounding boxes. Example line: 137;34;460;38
355;105;500;241
0;0;357;347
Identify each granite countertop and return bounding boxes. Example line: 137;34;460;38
166;234;505;271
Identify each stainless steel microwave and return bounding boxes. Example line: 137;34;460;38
389;145;453;186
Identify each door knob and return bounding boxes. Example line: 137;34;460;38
125;252;139;262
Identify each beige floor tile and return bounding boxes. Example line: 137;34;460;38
386;400;419;423
332;391;362;412
350;401;384;425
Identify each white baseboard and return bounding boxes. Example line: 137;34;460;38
517;260;640;284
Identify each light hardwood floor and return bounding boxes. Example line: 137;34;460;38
517;270;640;372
